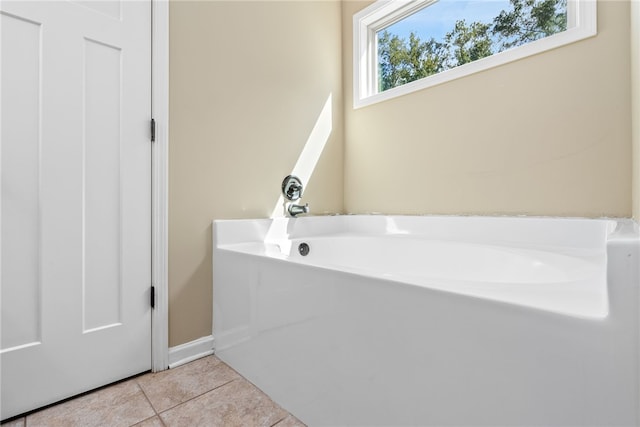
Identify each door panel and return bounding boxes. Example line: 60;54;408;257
1;1;151;419
83;37;123;332
1;11;42;353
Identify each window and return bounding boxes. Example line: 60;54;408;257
353;0;596;108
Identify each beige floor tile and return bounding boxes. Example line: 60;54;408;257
131;416;165;427
25;380;155;427
0;418;25;427
4;356;304;427
159;378;287;427
137;355;239;413
272;414;307;427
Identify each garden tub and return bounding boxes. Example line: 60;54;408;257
213;215;639;426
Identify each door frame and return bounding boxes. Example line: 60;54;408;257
151;0;169;372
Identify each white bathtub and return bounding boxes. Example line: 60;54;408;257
213;215;640;426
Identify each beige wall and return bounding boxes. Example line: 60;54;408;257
342;0;632;217
169;0;633;347
169;0;344;347
633;0;640;220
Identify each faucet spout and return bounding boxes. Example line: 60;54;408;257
288;203;309;217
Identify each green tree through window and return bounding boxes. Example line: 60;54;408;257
377;0;567;92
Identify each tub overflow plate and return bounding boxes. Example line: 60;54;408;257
298;242;310;256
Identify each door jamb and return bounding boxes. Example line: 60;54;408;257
151;0;169;372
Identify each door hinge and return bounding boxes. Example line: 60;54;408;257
150;118;156;143
150;285;155;309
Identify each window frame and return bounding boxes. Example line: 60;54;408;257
353;0;597;109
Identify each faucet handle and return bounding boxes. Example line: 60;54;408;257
282;175;303;201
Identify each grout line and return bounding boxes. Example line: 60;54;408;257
269;414;288;427
217;361;302;426
156;378;240;415
6;372;152;425
136;380;159;415
129;415;164;427
135;379;163;424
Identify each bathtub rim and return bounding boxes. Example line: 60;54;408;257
213;214;631;248
213;215;637;321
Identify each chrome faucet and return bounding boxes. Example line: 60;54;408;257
288;203;309;217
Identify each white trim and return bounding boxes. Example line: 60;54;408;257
151;0;169;373
168;335;215;369
353;0;597;109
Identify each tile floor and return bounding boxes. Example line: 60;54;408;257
1;356;306;427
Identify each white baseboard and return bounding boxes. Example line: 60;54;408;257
168;335;214;369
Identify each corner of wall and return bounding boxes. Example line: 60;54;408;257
169;0;346;348
632;0;640;221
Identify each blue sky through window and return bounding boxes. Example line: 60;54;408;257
382;0;511;42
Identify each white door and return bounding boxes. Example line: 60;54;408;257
1;0;151;419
